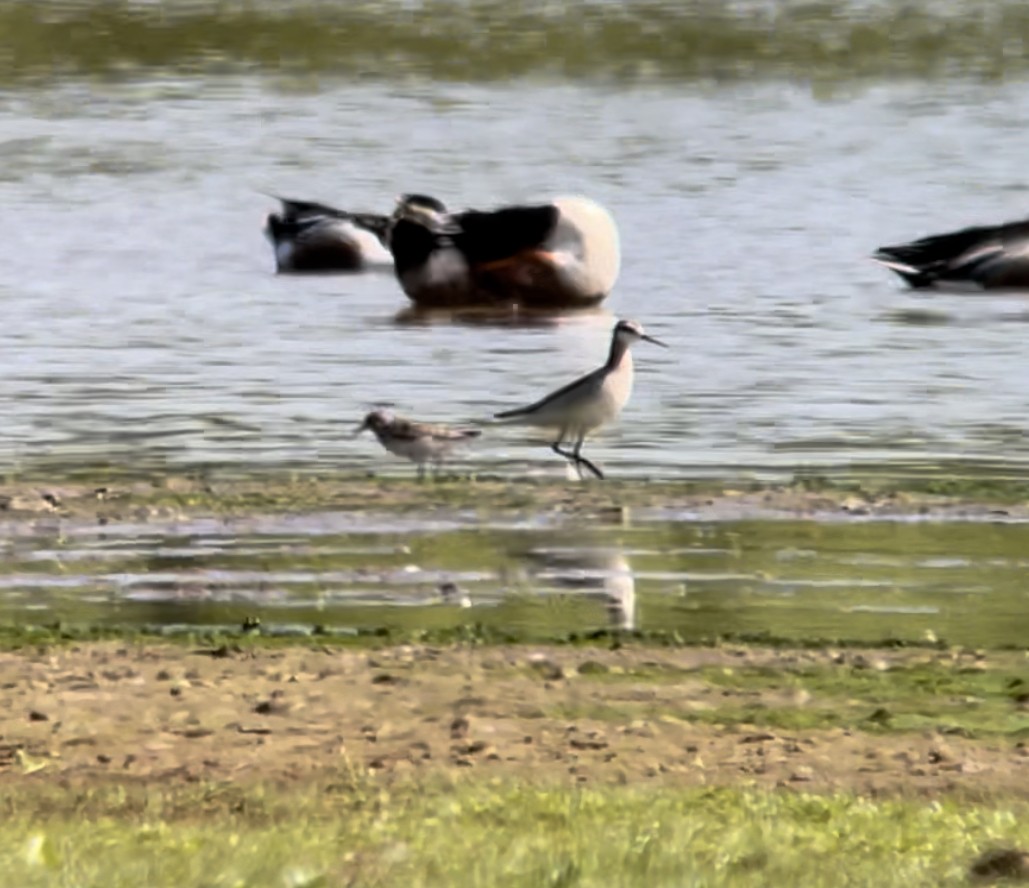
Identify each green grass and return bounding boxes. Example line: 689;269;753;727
6;0;1029;87
536;657;1029;739
544;658;1029;738
1;778;1026;887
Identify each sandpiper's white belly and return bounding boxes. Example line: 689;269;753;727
379;435;438;465
377;431;474;466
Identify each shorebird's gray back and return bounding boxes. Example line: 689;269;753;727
495;351;634;434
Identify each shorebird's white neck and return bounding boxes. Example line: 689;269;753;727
605;333;635;371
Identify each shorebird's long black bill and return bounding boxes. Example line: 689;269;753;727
642;334;668;347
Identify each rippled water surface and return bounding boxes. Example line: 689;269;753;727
4;39;1029;481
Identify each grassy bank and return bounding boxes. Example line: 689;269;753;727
5;0;1029;87
0;639;1025;885
2;778;1027;887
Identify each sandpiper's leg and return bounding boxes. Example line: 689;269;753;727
572;435;604;480
417;463;427;482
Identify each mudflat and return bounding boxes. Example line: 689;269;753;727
2;641;1025;798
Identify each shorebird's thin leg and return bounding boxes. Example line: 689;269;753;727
552;442;582;479
417;462;427;482
551;441;576;461
551;427;579;468
571;434;604;480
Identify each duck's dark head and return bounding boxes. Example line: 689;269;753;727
393;194;449;229
389;195;458;275
264;212;285;243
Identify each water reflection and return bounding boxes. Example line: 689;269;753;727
519;544;637;631
392;304;611;329
0;511;1026;647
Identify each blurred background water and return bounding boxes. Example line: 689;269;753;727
3;0;1029;482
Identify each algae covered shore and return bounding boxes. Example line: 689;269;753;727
5;0;1029;86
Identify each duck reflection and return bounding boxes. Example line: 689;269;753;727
517;544;636;631
392;303;611;329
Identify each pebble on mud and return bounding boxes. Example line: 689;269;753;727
526;656;564;681
253;698;290;716
968;848;1029;881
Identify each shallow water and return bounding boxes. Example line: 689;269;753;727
2;510;1026;647
4;71;1029;481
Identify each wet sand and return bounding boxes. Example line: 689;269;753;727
3;472;1028;526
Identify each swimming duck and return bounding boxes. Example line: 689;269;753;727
263;196;393;273
872;217;1029;290
388;194;621;308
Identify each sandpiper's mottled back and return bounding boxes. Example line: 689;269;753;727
357;409;481;479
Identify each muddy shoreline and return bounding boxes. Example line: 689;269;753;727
1;472;1026;802
3;472;1029;526
2;642;1026;799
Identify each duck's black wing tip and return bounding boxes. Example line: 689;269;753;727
870;251;937;288
456;204;560;264
264;194;351;222
351;212;393;243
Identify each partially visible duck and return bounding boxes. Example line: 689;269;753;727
872;217;1029;290
263;196;393;273
388;194;621;308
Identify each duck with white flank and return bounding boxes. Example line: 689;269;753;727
264;196;393;273
873;216;1029;290
388;194;621;308
356;409;481;479
494;319;666;480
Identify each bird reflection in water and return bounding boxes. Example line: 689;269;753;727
518;545;636;631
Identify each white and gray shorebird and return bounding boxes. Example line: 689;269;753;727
356;409;481;479
494;319;666;480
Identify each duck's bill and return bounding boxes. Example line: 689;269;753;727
354;420;370;436
642;334;668;347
